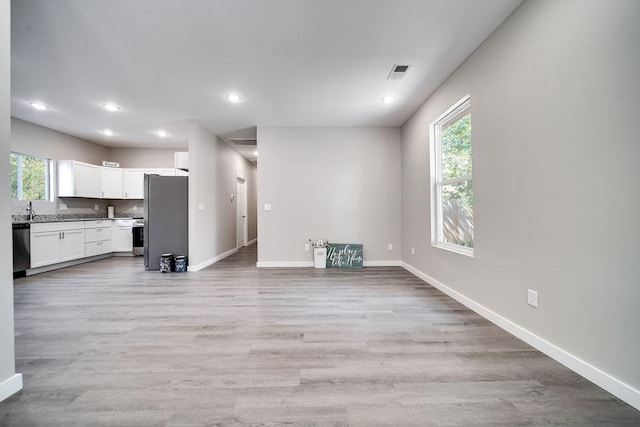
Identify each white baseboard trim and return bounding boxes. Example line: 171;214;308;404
401;261;640;411
363;260;402;267
246;238;257;246
188;248;238;272
0;374;23;403
257;261;314;268
256;260;403;268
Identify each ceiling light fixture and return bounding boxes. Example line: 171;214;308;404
102;103;121;112
29;101;50;110
381;96;396;104
101;129;115;136
226;93;242;103
156;130;168;137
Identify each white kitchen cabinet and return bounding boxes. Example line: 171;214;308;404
84;220;112;256
30;222;85;268
60;229;85;261
101;167;123;198
112;219;134;252
122;169;144;199
58;160;101;198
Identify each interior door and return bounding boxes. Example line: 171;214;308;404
236;178;246;248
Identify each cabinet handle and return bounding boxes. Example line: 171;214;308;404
74;188;77;195
58;232;62;239
125;192;128;198
102;191;104;197
62;231;65;239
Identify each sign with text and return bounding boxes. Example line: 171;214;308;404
326;243;363;269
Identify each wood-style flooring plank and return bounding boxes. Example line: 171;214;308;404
1;245;639;426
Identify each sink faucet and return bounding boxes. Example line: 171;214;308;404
26;201;35;221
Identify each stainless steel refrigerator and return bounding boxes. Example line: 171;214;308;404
144;175;189;270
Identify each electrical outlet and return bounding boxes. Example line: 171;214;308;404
304;243;310;252
527;289;538;308
411;247;415;255
133;205;138;211
388;243;393;251
59;203;67;211
198;203;205;211
94;204;99;211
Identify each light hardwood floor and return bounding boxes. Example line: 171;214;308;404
2;245;639;426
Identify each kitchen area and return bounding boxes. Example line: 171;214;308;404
12;152;189;277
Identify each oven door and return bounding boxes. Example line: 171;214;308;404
132;225;144;256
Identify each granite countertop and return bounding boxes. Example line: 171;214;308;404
12;214;139;224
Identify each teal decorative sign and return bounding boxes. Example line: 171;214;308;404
326;243;363;268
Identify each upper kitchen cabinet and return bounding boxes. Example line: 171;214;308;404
101;167;123;198
122;168;144;199
58;160;100;198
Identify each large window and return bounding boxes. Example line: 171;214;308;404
10;152;51;201
430;95;473;255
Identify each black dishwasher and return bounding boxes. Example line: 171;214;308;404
12;223;31;275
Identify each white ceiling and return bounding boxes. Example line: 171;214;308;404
11;0;522;160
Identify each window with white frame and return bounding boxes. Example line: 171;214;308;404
430;95;473;255
10;152;51;201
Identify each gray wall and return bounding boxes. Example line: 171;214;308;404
109;147;181;168
188;121;257;268
402;0;640;393
11;118;112;215
11;119;183;217
12;117;110;163
1;0;21;402
257;127;401;264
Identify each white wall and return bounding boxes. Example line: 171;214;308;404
188;121;257;270
1;0;22;403
257;127;401;265
402;0;640;407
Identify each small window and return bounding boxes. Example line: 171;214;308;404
10;152;51;201
430;95;473;256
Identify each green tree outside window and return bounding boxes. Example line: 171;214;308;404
10;152;50;201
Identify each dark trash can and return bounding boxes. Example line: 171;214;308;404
160;253;173;273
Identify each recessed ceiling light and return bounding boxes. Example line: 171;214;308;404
226;93;242;103
29;101;49;110
156;130;168;137
101;129;115;136
381;96;396;104
102;103;121;112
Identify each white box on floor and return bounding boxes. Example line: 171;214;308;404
314;247;327;268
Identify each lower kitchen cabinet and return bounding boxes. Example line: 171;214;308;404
85;220;112;256
112;219;134;252
30;222;85;268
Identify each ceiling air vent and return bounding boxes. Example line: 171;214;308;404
228;138;257;146
387;64;410;80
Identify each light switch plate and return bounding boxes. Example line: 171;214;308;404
198;203;205;211
528;289;538;308
264;203;272;211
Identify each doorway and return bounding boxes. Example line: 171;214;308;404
236;177;247;249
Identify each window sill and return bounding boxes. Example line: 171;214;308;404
433;242;474;257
